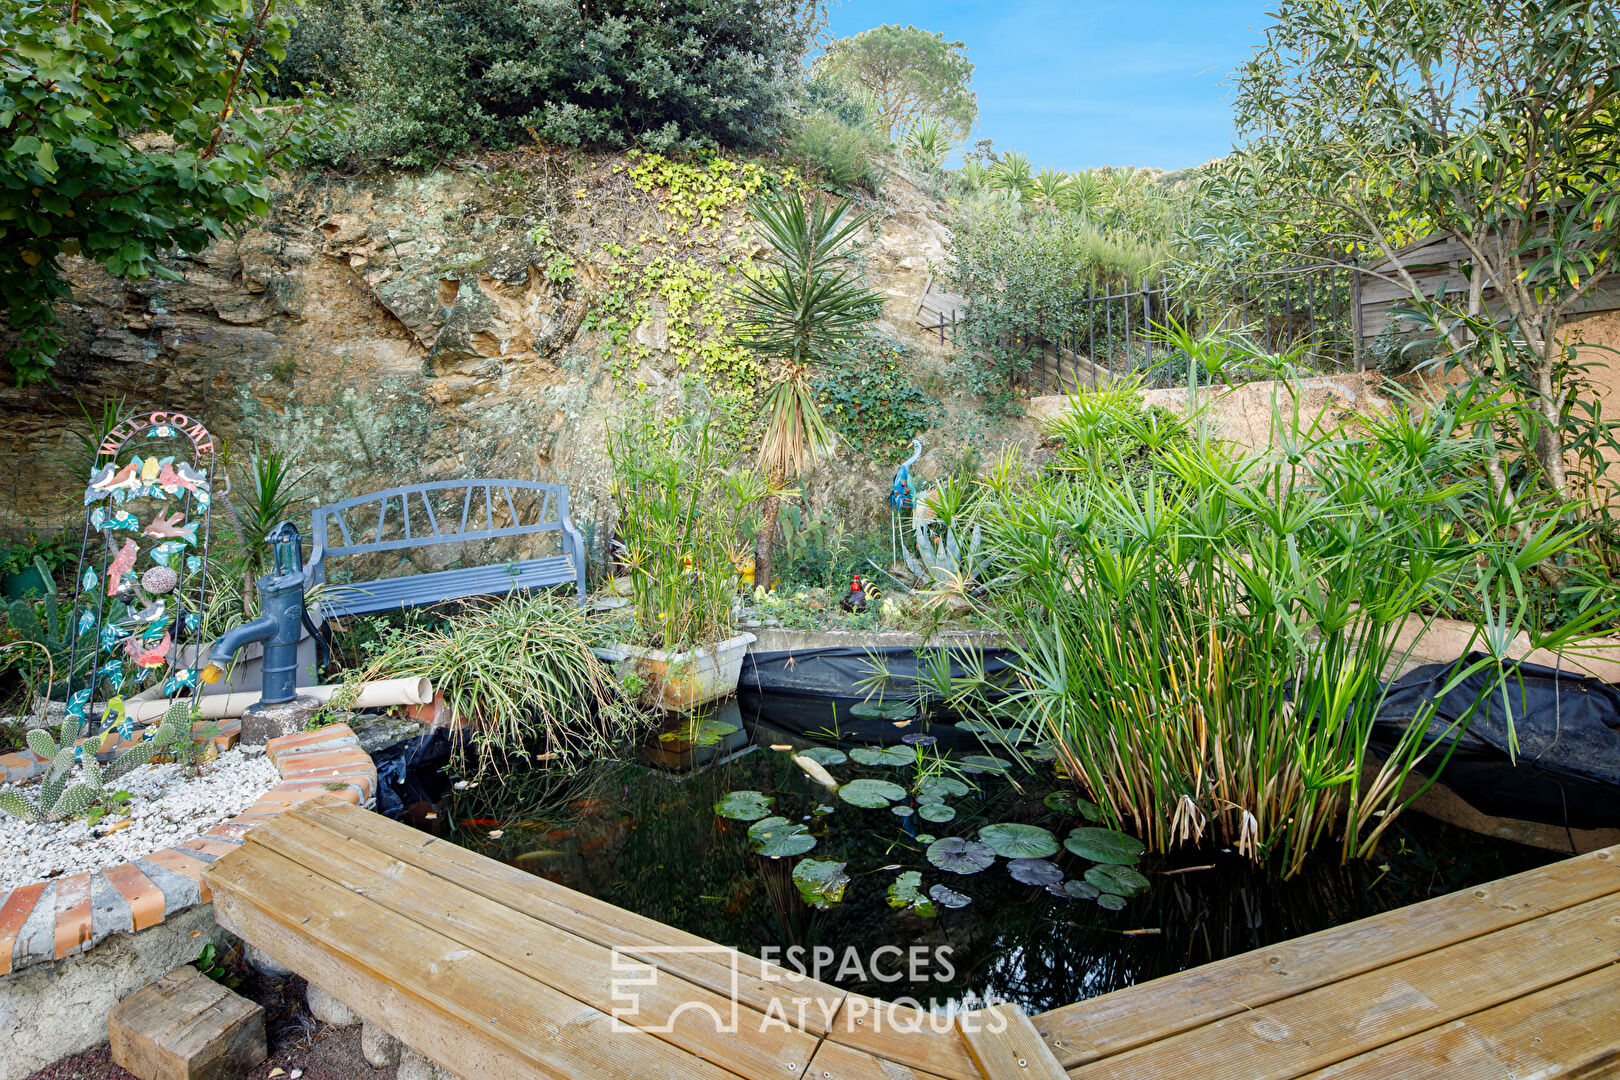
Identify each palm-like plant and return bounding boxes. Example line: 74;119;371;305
732;189;883;586
902;119;952;169
224;449;309;616
987;152;1035;199
1060;169;1109;217
1032;167;1072;207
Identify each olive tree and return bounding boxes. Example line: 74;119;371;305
817;24;977;142
1221;0;1620;505
0;0;344;384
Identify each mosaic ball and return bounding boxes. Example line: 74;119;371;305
141;566;180;595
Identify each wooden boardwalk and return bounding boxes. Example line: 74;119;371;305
205;797;1620;1080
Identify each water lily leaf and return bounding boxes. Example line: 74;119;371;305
926;837;996;875
959;755;1009;774
1006;858;1063;886
1065;828;1146;866
848;700;918;720
929;883;972;909
918;834;937;844
955;719;1026;745
793;859;850;909
838;778;908;808
1044;791;1104;821
918;776;970;799
918;802;956;823
661;718;738;746
892;805;915;818
979;822;1059;859
1096;892;1127;911
886;870;938;916
850;746;914;767
1023;744;1058;762
748;817;817;858
715;790;773;821
1061;879;1100;899
1086;864;1150;897
799;746;848;767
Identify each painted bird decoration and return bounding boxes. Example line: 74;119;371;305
126;630;172;669
106;539;139;596
155;461;209;498
86;461;141;502
841;575;872;613
143;511;198;544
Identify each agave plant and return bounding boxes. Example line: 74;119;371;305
1032;168;1072;207
732;189;883;586
0;698;185;823
1058;169;1108;217
986;152;1035;199
958;159;988;192
902;119;952;169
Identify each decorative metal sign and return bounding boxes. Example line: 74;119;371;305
62;410;218;735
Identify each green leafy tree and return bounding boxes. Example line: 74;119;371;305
0;0;345;384
817;24;977;141
1219;0;1620;506
732;190;882;586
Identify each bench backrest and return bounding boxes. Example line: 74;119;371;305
312;480;575;563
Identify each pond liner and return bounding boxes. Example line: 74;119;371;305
738;645;1020;747
1373;652;1620;830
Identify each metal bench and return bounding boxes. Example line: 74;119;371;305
307;479;586;618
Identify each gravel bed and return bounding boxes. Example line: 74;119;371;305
0;749;279;891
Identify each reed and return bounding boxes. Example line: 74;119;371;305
963;372;1607;877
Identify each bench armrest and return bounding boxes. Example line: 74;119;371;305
559;516;587;602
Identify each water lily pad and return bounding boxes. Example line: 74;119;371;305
850;746;914;767
959;755;1009;774
918;834;937;844
715;790;773;821
929;884;972;909
918;777;970;799
885;871;938;916
661;717;738;746
926;837;996;875
1062;879;1100;899
1096;892;1127;911
1065;828;1146;865
848;700;918;720
900;733;937;747
798;746;848;767
1044;791;1104;821
793;859;850;909
838;778;908;808
892;805;915;818
955;719;1026;745
979;823;1060;859
1006;858;1063;886
918;802;956;823
748;817;817;857
1086;864;1150;897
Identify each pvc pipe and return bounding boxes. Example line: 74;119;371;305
128;677;433;723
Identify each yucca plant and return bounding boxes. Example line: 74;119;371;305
732;189;883;587
902;119;952;168
223;448;309;617
1032;167;1072;207
1058;169;1108;216
986;152;1035;199
956;361;1610;878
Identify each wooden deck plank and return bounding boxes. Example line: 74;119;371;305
801;1035;959;1080
820;993;985;1080
297;798;849;1034
243;809;820;1080
1301;963;1620;1079
208;843;744;1080
957;1005;1067;1080
1066;891;1620;1080
1034;847;1620;1067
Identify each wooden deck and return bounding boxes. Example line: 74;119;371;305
205;798;1620;1080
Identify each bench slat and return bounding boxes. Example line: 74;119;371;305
240;811;820;1078
208;843;742;1080
319;558;577;618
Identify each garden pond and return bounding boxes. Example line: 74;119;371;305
377;702;1561;1015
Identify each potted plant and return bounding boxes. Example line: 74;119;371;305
606;410;764;710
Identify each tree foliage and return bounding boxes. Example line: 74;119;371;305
1215;0;1620;506
817;24;977;141
0;0;344;384
275;0;826;167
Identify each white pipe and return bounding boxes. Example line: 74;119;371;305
128;677;433;723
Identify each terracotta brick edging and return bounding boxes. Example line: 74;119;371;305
0;723;374;977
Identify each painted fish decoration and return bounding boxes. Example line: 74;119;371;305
143;511;197;544
106;539;138;595
127;631;171;668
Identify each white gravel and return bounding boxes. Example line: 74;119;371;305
0;749;280;891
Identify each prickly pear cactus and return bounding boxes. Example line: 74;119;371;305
0;697;185;823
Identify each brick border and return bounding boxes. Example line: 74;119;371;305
0;723;374;977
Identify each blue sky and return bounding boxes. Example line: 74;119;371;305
822;1;1274;172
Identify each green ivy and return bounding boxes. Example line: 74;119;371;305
813;337;941;459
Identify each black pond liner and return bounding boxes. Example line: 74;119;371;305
737;645;1021;748
1373;652;1620;830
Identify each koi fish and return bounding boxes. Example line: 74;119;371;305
106;539;138;596
143;512;197;544
127;630;171;668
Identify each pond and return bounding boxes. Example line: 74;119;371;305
385;707;1561;1015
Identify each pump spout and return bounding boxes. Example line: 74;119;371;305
199;615;278;686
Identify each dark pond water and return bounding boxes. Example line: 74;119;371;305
387;710;1562;1015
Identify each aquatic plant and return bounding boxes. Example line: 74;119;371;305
355;594;641;776
955;367;1612;877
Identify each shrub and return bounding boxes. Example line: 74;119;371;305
274;0;823;167
787;113;888;195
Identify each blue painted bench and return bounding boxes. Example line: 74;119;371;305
307;479;586;618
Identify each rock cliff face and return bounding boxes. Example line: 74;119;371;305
0;152;1021;554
